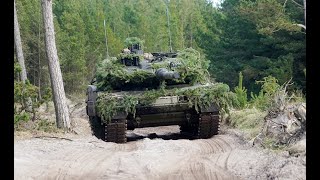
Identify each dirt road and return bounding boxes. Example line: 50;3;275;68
14;102;306;180
14;126;305;180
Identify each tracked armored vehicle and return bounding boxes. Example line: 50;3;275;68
86;38;228;143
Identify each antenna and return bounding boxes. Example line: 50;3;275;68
104;19;109;58
164;0;173;52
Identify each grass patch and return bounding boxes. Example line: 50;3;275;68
15;119;62;134
36;119;61;133
229;108;267;138
263;136;287;151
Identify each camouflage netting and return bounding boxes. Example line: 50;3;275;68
124;37;144;48
94;48;211;91
95;57;158;91
96;83;238;123
93;47;237;123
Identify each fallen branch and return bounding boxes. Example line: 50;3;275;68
249;132;263;146
33;136;73;141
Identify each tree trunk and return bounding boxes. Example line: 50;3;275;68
15;0;33;113
165;1;173;52
303;0;306;28
14;0;27;83
38;2;42;101
41;0;71;130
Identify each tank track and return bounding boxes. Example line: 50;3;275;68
197;113;220;138
180;112;220;139
104;119;127;143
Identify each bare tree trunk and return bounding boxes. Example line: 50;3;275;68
103;19;109;58
41;0;71;130
303;0;306;28
38;2;42;101
14;0;27;83
190;13;193;48
164;0;173;52
15;0;33;113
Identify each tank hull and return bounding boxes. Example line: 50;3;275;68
86;84;221;143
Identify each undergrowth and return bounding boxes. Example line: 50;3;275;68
229;108;267;139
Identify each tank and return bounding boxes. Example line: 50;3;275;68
86;37;230;143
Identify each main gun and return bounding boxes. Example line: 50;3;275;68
155;68;180;80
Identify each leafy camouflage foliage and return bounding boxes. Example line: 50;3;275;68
95;57;157;91
96;83;237;123
124;37;144;48
95;48;211;91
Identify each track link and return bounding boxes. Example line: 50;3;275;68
197;113;220;138
180;112;220;139
104;119;127;143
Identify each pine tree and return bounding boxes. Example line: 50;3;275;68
41;0;71;129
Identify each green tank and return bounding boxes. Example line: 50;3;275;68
86;37;232;143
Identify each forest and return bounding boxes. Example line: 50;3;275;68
14;0;306;126
14;1;307;178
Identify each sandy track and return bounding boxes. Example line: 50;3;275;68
14;125;305;180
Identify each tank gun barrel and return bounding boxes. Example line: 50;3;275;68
155;68;180;80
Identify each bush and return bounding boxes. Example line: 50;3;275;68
14;63;41;128
250;91;270;110
14;112;30;125
36;119;59;133
249;76;280;110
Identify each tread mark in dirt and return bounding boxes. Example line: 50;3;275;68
224;151;232;170
213;138;231;153
215;137;234;151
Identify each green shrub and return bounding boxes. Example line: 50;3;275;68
234;72;247;109
257;76;280;96
36;119;59;133
250;76;280;110
14;63;41;129
14;80;40;111
14;112;30;125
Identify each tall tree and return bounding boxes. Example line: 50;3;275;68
14;0;27;83
41;0;71;129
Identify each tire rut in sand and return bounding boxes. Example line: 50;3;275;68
15;127;305;180
195;136;235;154
163;156;238;180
